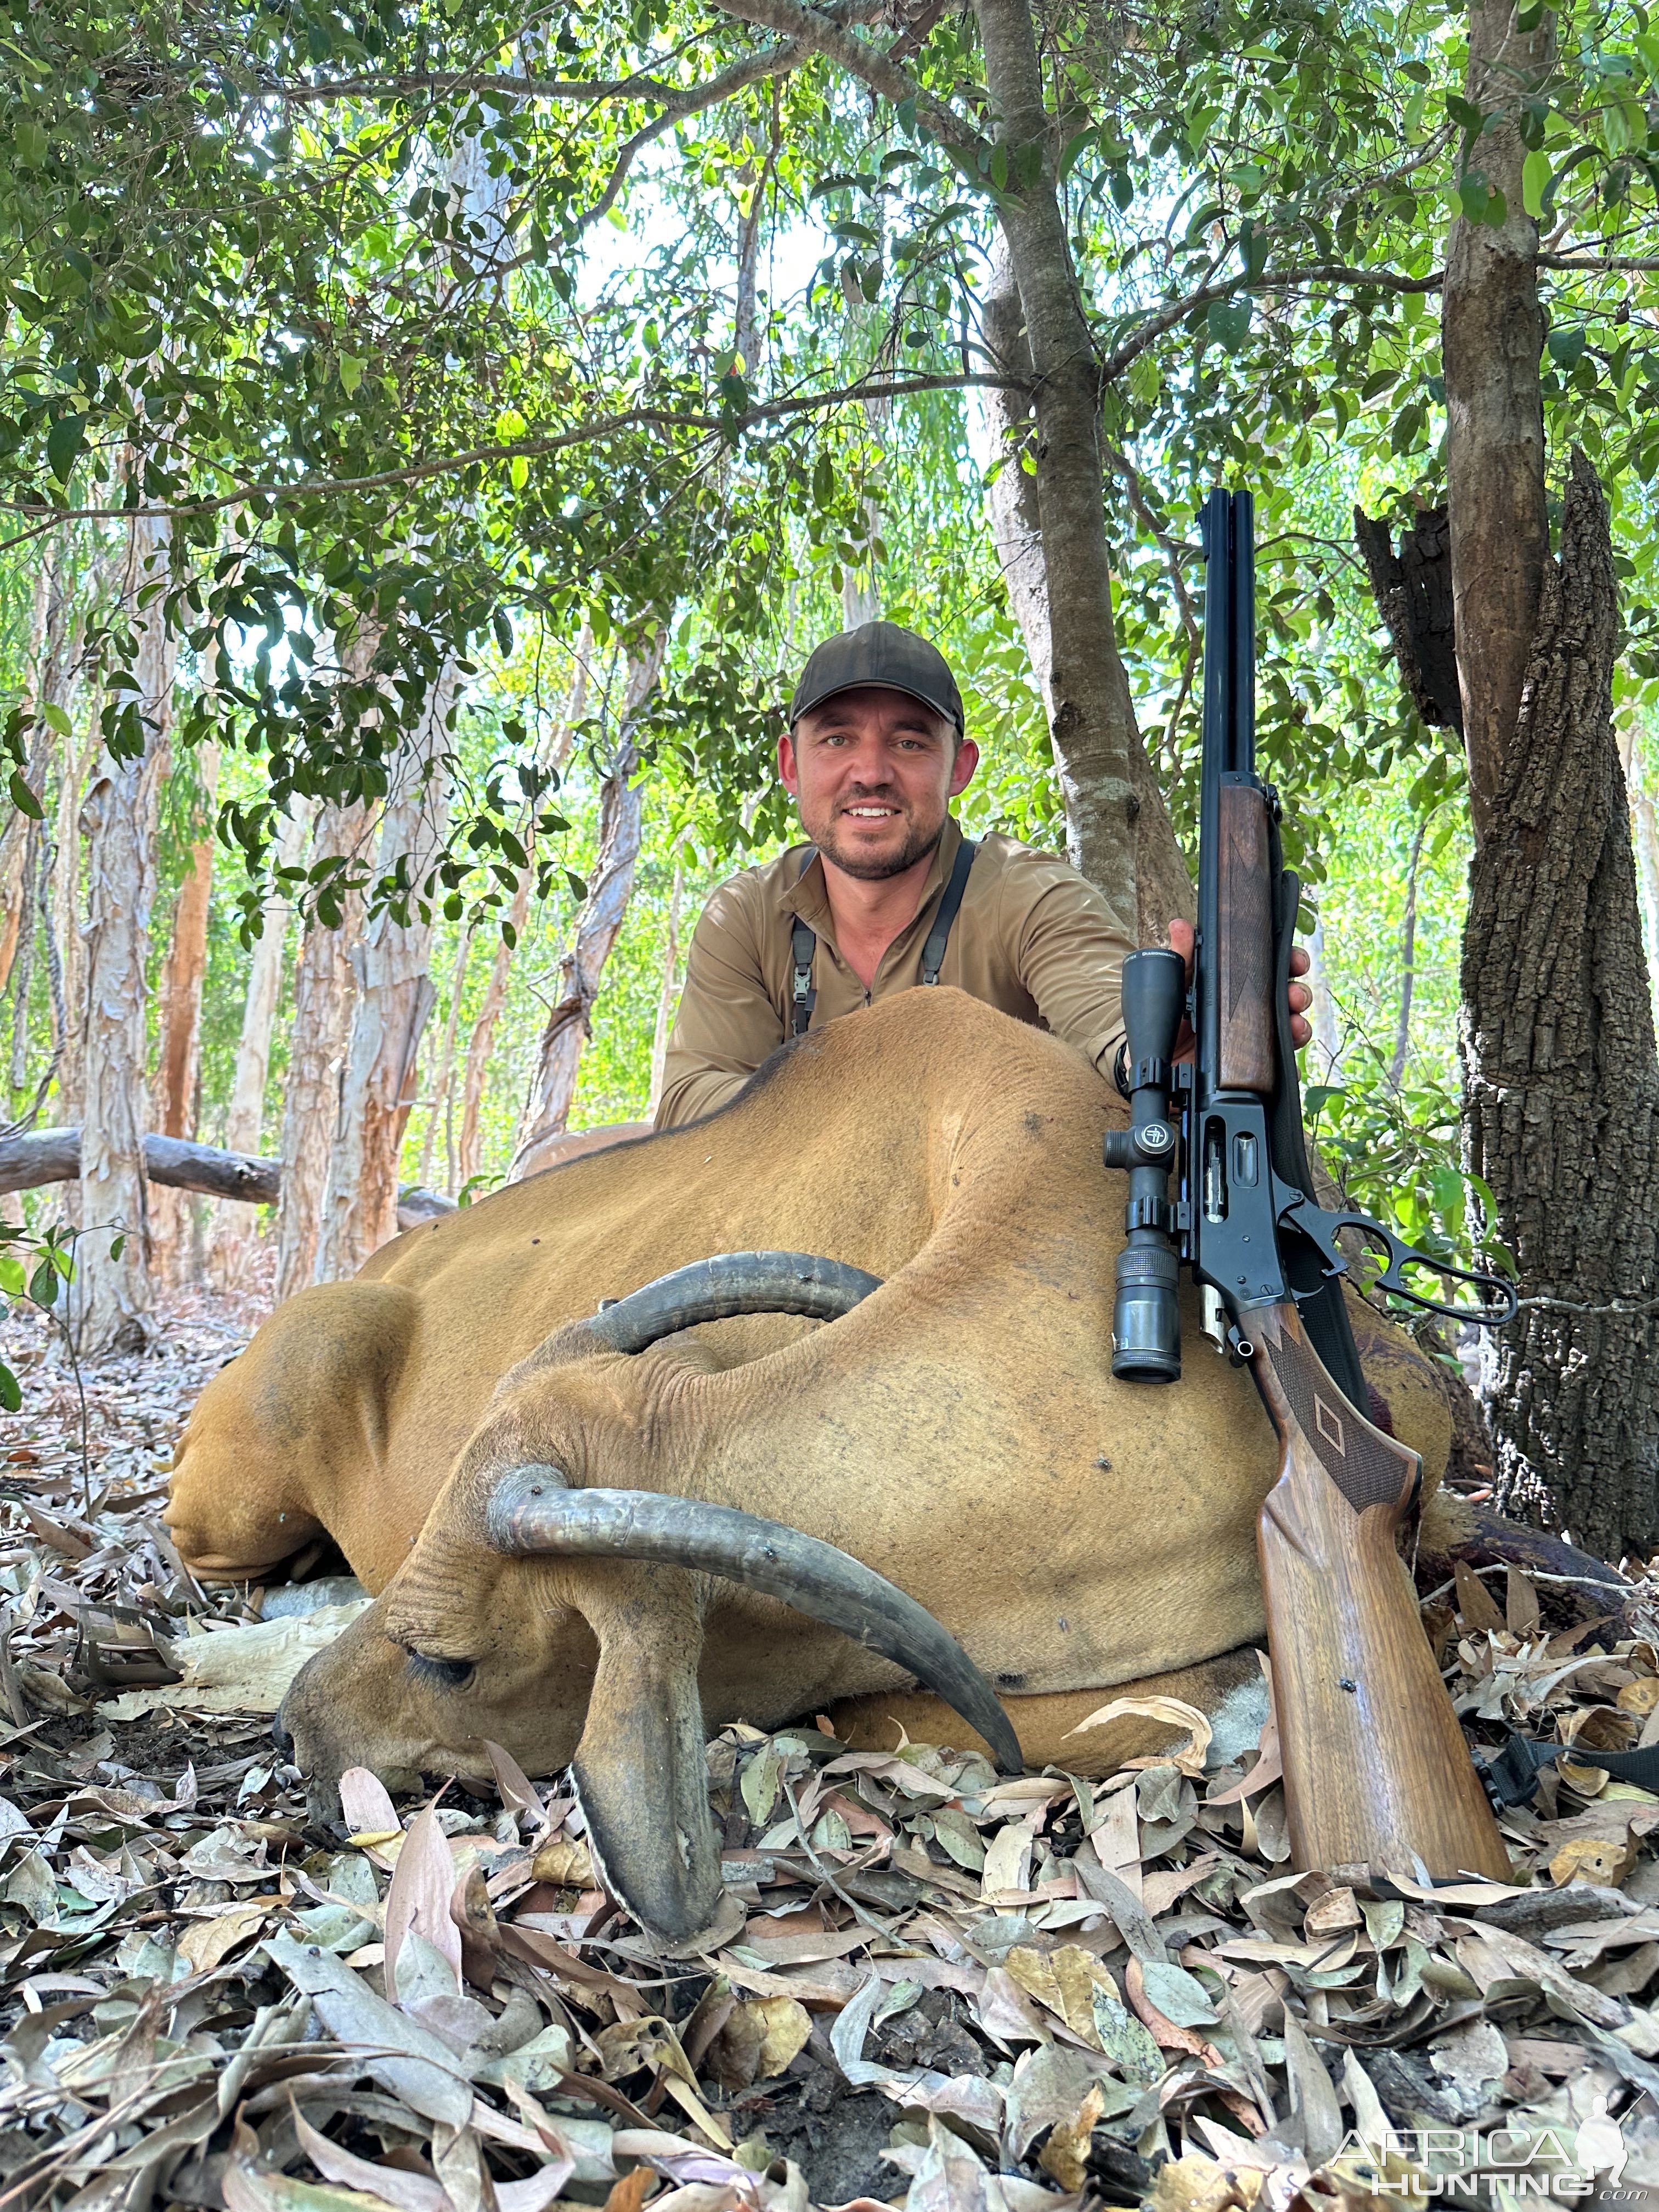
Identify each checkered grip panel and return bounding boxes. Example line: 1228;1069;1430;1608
1264;1327;1411;1512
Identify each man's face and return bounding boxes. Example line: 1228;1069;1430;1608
780;684;980;882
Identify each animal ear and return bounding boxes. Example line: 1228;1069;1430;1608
569;1589;723;1943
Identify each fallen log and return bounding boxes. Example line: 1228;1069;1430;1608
0;1127;455;1232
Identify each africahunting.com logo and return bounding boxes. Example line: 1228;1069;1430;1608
1333;2100;1639;2200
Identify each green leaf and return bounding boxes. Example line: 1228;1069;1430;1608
14;116;47;170
41;703;71;737
45;413;86;484
0;1361;18;1416
1059;128;1094;179
1206;296;1254;352
565;870;588;902
8;771;43;821
1522;149;1551;217
29;1262;57;1307
338;354;364;395
1548;324;1585;367
1456;170;1492;223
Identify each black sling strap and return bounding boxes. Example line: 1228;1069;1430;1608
788;838;977;1039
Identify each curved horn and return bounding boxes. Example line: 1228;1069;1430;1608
586;1251;882;1355
484;1475;1023;1775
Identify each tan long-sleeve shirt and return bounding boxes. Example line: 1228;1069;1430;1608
655;816;1135;1128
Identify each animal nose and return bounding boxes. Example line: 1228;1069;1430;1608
271;1710;294;1759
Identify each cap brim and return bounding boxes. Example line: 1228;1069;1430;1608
789;678;960;731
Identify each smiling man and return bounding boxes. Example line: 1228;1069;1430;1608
656;620;1307;1130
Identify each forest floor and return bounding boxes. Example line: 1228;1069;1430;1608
1;1284;1658;2210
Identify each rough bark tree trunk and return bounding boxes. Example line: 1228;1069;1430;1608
1460;455;1659;1560
275;798;369;1302
314;664;458;1278
974;160;1191;938
509;640;664;1180
150;743;219;1286
72;518;175;1354
1444;0;1553;844
1443;1;1659;1558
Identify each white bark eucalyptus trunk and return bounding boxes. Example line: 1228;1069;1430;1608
275;797;369;1302
150;742;219;1286
314;663;459;1277
213;802;309;1290
72;517;176;1355
647;850;686;1119
455;687;585;1191
509;636;665;1180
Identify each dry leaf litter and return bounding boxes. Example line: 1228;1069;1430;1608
2;1294;1659;2210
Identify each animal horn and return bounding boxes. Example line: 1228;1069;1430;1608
585;1251;882;1355
484;1476;1024;1776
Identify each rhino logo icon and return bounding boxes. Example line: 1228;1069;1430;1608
1573;2096;1628;2189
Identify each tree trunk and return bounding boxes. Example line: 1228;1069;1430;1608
275;798;369;1301
212;803;310;1289
315;664;458;1278
1442;2;1659;1558
1461;454;1659;1561
150;743;220;1286
1444;0;1553;844
417;921;474;1195
1305;912;1344;1086
457;651;589;1189
646;852;686;1120
972;125;1191;938
51;686;100;1134
1618;723;1659;991
72;518;175;1355
1389;816;1426;1092
509;640;664;1179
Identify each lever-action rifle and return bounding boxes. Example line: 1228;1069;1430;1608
1103;487;1516;1881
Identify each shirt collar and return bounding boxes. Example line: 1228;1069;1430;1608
775;815;962;940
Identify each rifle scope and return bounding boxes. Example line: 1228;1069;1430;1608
1102;947;1187;1382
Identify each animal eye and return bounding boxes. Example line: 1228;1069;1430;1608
405;1650;475;1690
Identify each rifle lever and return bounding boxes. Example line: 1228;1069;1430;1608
1275;1193;1518;1327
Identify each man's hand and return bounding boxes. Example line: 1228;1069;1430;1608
1166;917;1313;1062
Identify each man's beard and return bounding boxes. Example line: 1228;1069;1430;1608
813;802;944;882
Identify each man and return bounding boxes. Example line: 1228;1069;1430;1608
656;621;1310;1129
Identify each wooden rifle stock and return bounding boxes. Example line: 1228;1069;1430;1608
1252;1301;1510;1880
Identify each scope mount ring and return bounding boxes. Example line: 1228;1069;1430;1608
1276;1194;1518;1328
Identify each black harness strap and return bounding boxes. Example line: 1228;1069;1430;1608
789;849;819;1039
788;838;977;1038
920;837;976;986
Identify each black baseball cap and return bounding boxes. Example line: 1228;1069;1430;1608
788;620;965;734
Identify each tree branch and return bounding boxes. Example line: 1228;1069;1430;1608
1096;261;1446;385
0;373;1026;550
708;0;988;163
